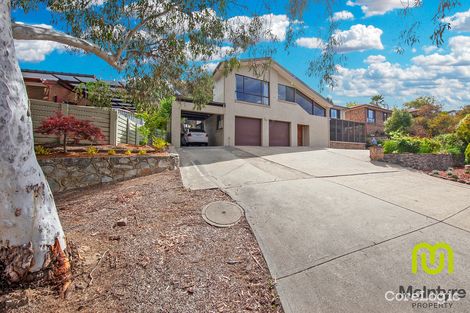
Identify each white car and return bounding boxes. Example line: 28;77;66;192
182;128;209;146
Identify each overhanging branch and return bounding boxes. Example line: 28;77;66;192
12;23;126;71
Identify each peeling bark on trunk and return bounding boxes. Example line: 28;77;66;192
0;2;66;282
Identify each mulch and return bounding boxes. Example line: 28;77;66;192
1;170;282;313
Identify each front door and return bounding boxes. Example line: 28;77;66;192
297;125;303;146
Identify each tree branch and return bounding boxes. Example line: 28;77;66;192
114;8;174;61
12;23;126;71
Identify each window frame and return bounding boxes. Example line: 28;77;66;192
278;84;296;102
382;112;389;121
330;108;341;119
278;83;327;117
367;109;376;124
235;74;270;106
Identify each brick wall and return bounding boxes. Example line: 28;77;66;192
330;141;366;150
345;106;390;136
344;108;365;123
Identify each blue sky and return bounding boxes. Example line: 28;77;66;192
12;1;470;110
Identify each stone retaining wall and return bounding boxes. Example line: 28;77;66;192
39;154;179;193
383;153;464;171
330;141;366;150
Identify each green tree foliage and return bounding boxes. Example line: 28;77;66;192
136;96;174;145
370;94;386;108
434;133;466;154
427;112;458;137
13;0;275;109
74;81;117;108
456;114;470;144
384;109;413;134
405;96;442;137
345;102;359;108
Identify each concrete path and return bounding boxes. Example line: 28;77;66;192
177;146;470;313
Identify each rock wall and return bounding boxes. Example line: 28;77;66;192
39;154;179;193
383;153;464;171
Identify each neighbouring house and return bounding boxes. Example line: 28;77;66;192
171;58;366;149
344;104;392;137
22;69;134;111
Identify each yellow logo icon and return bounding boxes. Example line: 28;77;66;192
412;242;454;275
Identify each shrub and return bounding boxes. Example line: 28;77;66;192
383;140;399;154
456;114;470;144
36;111;104;153
86;146;98;155
396;137;421;153
465;143;470;164
152;137;168;152
125;149;132;155
108;149;116;155
434;133;466;154
34;145;51;156
138;150;147;155
418;138;441;154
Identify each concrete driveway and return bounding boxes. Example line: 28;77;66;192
178;146;470;313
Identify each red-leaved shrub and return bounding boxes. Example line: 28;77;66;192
36;111;105;153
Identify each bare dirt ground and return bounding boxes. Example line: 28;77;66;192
1;170;282;313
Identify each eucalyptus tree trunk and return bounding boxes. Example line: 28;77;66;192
0;1;66;282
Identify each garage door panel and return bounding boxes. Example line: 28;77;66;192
235;117;262;146
269;120;290;146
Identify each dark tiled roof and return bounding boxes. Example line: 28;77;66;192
22;69;132;110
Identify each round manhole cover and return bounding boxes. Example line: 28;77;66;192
202;201;244;228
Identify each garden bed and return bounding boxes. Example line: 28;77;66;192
36;144;166;159
429;167;470;184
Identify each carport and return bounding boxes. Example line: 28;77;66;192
171;98;225;147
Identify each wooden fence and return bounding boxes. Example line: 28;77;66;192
31;99;142;146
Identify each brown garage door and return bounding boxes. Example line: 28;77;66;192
269;120;290;146
235;117;262;146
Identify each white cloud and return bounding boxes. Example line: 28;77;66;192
296;37;324;49
364;54;386;64
332;36;470;109
422;45;438;54
347;0;408;17
442;8;470;32
228;14;292;41
330;10;354;22
13;24;66;62
296;24;383;53
334;24;383;52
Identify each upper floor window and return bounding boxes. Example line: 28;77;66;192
278;84;326;117
383;112;389;121
314;104;326;117
295;90;313;114
367;109;376;124
278;84;295;102
330;108;341;119
236;74;269;105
